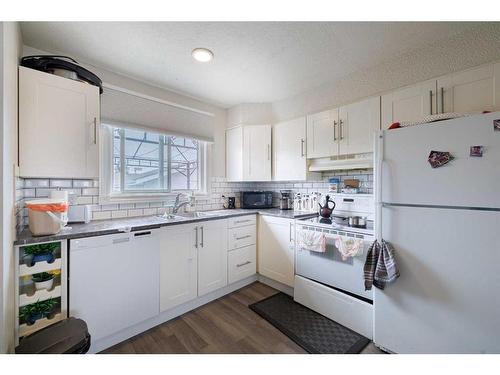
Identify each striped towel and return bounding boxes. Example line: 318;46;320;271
364;239;400;290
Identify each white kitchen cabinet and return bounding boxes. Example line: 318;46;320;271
381;79;436;129
159;224;198;311
226;125;271;181
197;219;228;296
338;96;380;155
437;63;500;114
70;230;160;342
273;117;313;181
306;109;338;158
19;66;100;178
257;215;295;287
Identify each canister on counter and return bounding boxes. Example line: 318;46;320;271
328;178;340;193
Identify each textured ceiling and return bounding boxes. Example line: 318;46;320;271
20;22;494;108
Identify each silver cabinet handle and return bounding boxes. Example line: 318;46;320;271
194;226;198;248
267;144;271;161
300;139;305;157
289;222;293;243
235;235;251;240
429;90;433;115
200;226;204;248
93;117;97;145
333;120;337;141
339;119;344;140
440;87;444;114
236;261;252;268
235;219;252;224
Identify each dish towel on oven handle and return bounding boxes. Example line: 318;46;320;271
297;229;327;253
364;239;400;290
335;235;364;260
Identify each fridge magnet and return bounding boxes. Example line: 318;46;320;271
428;151;453;168
494;119;500;132
470;146;484;157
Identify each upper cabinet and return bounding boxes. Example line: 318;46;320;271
273;117;314;181
338;96;380;155
306;109;338;158
306;96;380;158
437;63;500;114
382;62;500;128
226;124;272;182
381;79;436;128
19;67;100;178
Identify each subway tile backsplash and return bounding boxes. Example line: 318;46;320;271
16;170;373;230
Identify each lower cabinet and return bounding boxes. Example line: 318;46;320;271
159;223;198;312
197;219;228;296
257;215;295;287
159;219;229;311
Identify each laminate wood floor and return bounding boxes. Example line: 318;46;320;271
102;282;383;354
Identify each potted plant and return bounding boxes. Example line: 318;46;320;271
23;243;58;266
19;298;59;325
31;272;55;291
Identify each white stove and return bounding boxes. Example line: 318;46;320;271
293;193;375;339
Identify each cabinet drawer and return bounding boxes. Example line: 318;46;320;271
228;225;256;250
228;245;256;284
228;215;256;228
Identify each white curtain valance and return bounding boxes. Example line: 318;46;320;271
101;87;215;142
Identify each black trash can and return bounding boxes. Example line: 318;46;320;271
16;317;91;354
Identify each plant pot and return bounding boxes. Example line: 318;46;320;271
23;254;34;267
26;312;44;325
31;252;55;266
34;278;54;291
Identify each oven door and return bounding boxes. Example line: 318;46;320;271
295;227;373;300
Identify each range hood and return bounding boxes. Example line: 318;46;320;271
308;154;374;172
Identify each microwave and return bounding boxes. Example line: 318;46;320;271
241;191;274;209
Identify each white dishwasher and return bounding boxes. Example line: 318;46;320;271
69;229;160;343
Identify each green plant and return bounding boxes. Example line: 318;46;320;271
31;272;54;283
19;298;59;322
23;243;58;256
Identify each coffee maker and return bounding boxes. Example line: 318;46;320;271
279;190;293;210
222;195;236;209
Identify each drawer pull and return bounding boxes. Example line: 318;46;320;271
236;261;252;268
235;235;252;240
235;219;252;224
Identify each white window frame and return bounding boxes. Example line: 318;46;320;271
99;123;208;204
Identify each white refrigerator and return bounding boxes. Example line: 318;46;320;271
374;112;500;353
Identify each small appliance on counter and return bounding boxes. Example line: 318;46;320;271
240;191;273;209
279;190;293;210
222;195;236;209
67;205;92;224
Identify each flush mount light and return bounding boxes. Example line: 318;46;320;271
192;48;214;62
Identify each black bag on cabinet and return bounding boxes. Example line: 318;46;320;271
21;55;103;94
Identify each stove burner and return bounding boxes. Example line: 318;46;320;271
319;218;332;224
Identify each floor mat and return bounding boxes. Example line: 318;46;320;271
249;292;370;354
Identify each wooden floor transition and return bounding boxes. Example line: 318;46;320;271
102;281;383;354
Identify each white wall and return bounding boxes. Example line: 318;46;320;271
271;23;500;122
1;21;22;354
23;45;228;178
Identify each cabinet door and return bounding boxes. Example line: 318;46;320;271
257;216;295;287
198;219;228;296
437;63;500;114
381;80;436;129
19;66;100;178
159;224;198;311
306;109;338;158
273;117;308;181
243;125;271;181
338;96;380;155
226;127;243;181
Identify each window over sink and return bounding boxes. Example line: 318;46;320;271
100;124;207;203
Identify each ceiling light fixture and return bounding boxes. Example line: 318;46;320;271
192;48;214;62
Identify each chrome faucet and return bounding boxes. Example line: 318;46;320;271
172;192;194;214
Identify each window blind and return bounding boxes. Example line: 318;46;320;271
101;87;215;142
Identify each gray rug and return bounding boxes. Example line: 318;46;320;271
249;292;370;354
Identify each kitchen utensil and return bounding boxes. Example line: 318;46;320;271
318;195;336;218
